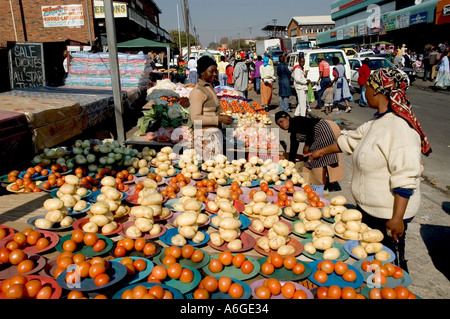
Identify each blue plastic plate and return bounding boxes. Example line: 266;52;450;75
352;258;412;288
164;198;205;211
307;259;364;289
110;257;154;285
344;240;396;263
111;282;184;299
185;277;252;299
209;214;251;230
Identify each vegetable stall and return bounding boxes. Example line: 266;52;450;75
0;136;417;300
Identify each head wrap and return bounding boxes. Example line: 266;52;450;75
263;56;270;67
235;54;242;61
197;56;217;75
367;68;431;156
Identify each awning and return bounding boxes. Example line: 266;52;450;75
117;37;170;48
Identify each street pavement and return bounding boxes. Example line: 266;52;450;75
246;79;450;299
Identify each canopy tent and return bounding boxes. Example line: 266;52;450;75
117;37;172;77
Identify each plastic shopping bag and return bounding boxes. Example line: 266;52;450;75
307;83;315;103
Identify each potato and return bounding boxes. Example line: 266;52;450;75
104;199;119;212
130;206;154;219
76;188;88;198
149;224;162;236
35;218;53;229
341;209;362;222
362;229;384;243
277;245;295;257
43;198;64;211
304;220;322;232
216;187;230;199
101;176;117;187
59;183;77;195
261;215;279;229
45;210;65;223
196;213;209;225
219;229;239;242
142;178;157;189
60;194;77;208
343;230;360;240
90;214;110;227
269;235;287;250
312;236;334;250
64;174;79;186
192;231;206;244
294;221;306;235
304;242;317;255
114;205;130;218
364;243;384;254
329;205;347;216
219;217;241;230
291;202;308;213
171;234;187;246
345;220;361;232
135;218;154;232
210;232;224;247
217;201;233;213
323;247;340;260
334;221;346;234
293;191;308;203
179;226;197;239
375;250;391;262
252;202;267;215
359;223;369;234
253;191;268;203
261;204;280;216
305;207;322;221
283;207;296;218
321;207;331;219
272;221;290;236
330;195;347;206
227;239;243;250
90;202;110;215
256;236;271;252
314;223;334;238
82;221;99;233
102;221;118;234
140;193;163;206
181;185;197;198
352;245;368;259
176;212;198;227
252;219;265;233
72;200;88;212
207;201;219;212
60;216;74;227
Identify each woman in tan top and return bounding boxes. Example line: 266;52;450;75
189;56;233;160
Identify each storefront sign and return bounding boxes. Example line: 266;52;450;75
330;31;337;38
396;13;410;29
410;12;428;25
384;16;396;31
436;0;450;25
358;23;367;36
8;42;45;88
41;5;84;27
337;30;344;41
94;1;127;18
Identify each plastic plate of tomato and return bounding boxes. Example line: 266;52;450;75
55;233;114;257
352;258;412;288
153;247;210;270
250;279;314;299
308;260;364;289
185;277;252;299
256;257;312;281
110;257;154;285
201;254;260;281
111;282;184;299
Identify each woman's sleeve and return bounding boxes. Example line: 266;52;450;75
289;132;300;162
189;89;219;126
294;69;308;85
337;121;371;155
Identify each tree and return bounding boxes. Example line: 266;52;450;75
207;42;220;50
220;37;229;45
168;30;197;49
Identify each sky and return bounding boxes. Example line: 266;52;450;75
155;0;335;47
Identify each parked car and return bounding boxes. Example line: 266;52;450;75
286;48;352;91
269;50;285;65
348;57;410;89
355;50;375;58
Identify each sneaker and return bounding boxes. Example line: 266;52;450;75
332;108;339;112
345;107;352;113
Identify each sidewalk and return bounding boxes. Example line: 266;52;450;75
248;84;450;299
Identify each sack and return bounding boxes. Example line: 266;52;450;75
307;83;315;103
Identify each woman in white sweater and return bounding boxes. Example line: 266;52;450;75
306;68;432;271
292;53;309;117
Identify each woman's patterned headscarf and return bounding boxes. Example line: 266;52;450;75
368;68;431;156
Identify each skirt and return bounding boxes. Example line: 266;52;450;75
260;80;273;106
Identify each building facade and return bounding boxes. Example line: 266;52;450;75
317;0;449;50
287;16;335;41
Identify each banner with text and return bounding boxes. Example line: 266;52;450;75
41;5;84;28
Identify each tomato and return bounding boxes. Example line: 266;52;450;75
240;260;254;274
314;270;328;283
8;249;26;265
369;288;382;299
283;256;297;270
143;243;157;256
269;253;284;268
190;250;204;263
394;286;410;299
219;251;233;266
316;286;328;299
228;283;244;299
361;260;372;272
232;253;246;268
334;261;348;275
17;259;35;274
0;248;11;263
341;287;357;299
381;287;397;299
218;276;232;293
327;285;342;299
25;279;42;298
342;269;357;282
201;276;218;293
94;273;110;286
393;266;404;279
292;289;308;299
133;259;147;272
114;246;127;257
89;263;106;278
151;265;167;280
62;239;77;253
83;232;98;246
93;239;106;252
281;282;296;299
181;245;195;259
193;288;209;299
320;260;335;274
209;259;224;273
292;262;305;275
256;286;271;299
167;263;183;280
266;278;281;295
261;262;275;275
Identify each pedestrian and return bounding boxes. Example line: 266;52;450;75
358;58;371;107
322;82;335;115
275;111;343;190
189;56;234;160
253;56;263;94
226;63;234;87
306;67;432;272
277;54;292;113
435;48;450;89
429;47;441;81
315;53;331;109
292;53;309;117
187;54;198;84
62;50;69;85
217;56;229;86
233;53;249;99
331;57;352;113
260;56;276;111
393;50;403;69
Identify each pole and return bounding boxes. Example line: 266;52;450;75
104;0;125;145
177;4;182;57
85;0;93;45
183;0;190;58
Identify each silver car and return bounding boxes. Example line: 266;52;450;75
349;57;410;89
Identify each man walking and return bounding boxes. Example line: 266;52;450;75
315;53;331;109
358;58;371;107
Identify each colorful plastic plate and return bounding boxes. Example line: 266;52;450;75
202;254;260;281
308;260;364;289
344;240;396;263
153;247;210;269
281;207;300;222
207;231;256;253
185;277;252;299
332;224;362;241
27;215;76;232
112;282;184;299
301;238;349;262
291;220;313;238
0;275;62;299
209;213;250;230
85;190;128;203
49;188;92;199
18;170;53;181
72;218;123;237
360;286;421;299
159;228;209;247
110;257;154;285
254;237;304;257
38;182;59;192
119;221;167;240
352;259;412;288
250;279;314;299
109;240;162;260
56;233;113;257
67;202;92;216
256;257;312;281
0;253;47;280
57;261;128;292
0;225;16;238
0;229;59;255
0;174;10;183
